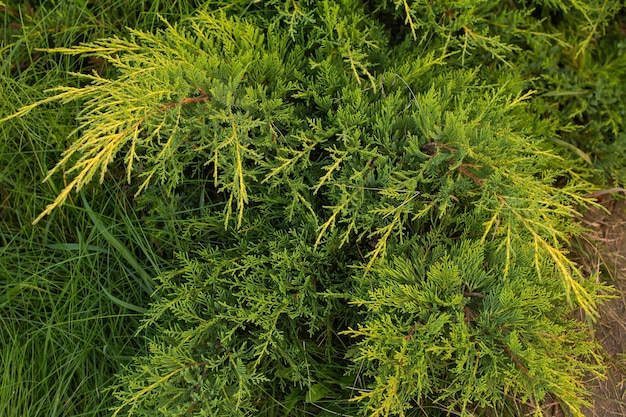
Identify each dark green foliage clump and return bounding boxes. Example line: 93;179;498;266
2;1;625;416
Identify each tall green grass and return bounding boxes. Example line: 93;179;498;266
1;1;201;415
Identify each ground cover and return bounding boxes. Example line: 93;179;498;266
1;1;625;416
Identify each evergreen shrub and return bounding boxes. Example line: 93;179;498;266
3;0;625;416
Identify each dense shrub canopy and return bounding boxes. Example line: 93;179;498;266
2;1;625;416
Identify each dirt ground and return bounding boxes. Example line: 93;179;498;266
576;197;626;417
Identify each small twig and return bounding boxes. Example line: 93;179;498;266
584;187;626;200
463;306;474;327
405;324;416;342
463;292;486;298
458;165;483;186
501;344;529;375
159;87;209;112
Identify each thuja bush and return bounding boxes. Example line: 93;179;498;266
3;0;624;416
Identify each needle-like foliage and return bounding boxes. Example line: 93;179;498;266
2;0;624;416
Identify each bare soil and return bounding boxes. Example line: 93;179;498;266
576;198;626;416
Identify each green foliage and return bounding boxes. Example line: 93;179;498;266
527;24;626;182
346;236;602;416
2;0;625;416
111;228;355;416
0;2;200;416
